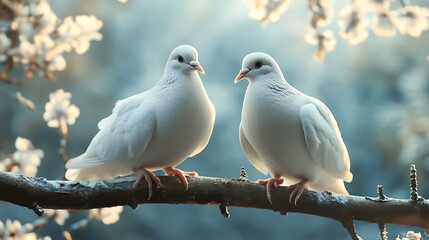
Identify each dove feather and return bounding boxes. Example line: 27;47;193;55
300;101;352;182
66;94;156;172
239;122;269;175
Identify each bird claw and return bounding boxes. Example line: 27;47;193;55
163;167;198;190
257;177;284;204
288;179;308;206
132;167;162;200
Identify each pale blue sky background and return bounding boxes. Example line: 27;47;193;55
0;1;428;239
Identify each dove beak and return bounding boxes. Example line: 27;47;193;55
234;68;250;83
190;61;205;74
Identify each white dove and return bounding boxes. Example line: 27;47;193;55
66;45;215;199
235;52;352;205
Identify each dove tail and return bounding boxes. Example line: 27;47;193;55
64;168;82;181
328;180;349;195
65;163;132;181
65;167;107;181
308;179;349;195
65;153;86;169
343;171;353;183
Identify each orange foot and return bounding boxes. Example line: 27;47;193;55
132;167;164;200
257;176;284;204
288;179;308;206
163;166;198;190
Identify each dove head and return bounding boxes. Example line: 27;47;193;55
235;52;283;83
166;45;205;75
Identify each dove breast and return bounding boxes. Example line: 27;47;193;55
139;74;215;170
241;80;317;183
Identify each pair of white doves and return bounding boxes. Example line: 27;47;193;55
66;45;352;204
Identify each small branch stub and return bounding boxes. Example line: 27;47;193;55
376;186;388;239
365;185;390;202
378;223;388;240
377;185;386;201
219;198;230;218
342;220;362;240
30;202;44;217
239;166;248;181
410;164;419;202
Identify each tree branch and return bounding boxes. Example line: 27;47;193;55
1;172;429;235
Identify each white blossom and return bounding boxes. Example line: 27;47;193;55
8;35;36;65
0;219;51;240
8;34;66;74
0;1;103;77
56;15;103;54
393;5;429;38
367;0;389;13
56;17;81;52
44;209;70;225
0;137;44;177
372;11;396;37
305;29;336;50
308;0;334;27
245;0;291;26
338;7;369;45
73;15;103;54
89;206;123;225
2;0;30;17
396;231;422;240
13;137;44;176
48;54;66;71
43;89;80;135
305;29;336;61
11;0;58;38
28;0;58;35
0;219;36;240
0;158;10;172
33;34;66;71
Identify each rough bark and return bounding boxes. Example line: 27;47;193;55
1;172;428;236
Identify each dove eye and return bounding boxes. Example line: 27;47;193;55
177;56;184;63
255;61;263;69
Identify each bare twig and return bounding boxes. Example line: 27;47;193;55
376;185;388;240
377;185;387;201
0;56;15;81
378;223;388;240
16;91;35;110
342;220;362;240
239;166;249;181
30;202;44;216
410;164;420;202
44;65;57;81
0;22;18;80
59;134;69;163
219;197;230;218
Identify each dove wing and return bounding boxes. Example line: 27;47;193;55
239;122;269;175
66;94;156;169
299;100;352;182
98;93;142;130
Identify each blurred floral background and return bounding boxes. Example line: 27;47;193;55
0;0;428;239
